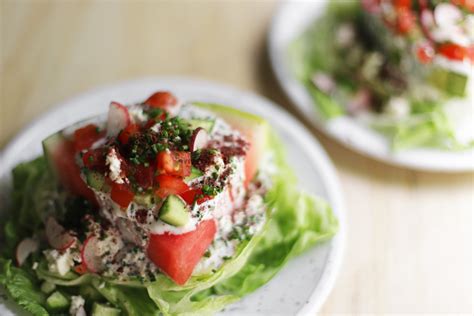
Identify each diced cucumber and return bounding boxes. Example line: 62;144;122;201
429;67;468;97
188;118;215;133
184;166;203;182
46;291;69;312
159;195;190;227
40;281;56;294
85;170;105;191
134;194;156;207
91;302;121;316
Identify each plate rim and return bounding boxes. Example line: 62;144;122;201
268;0;474;173
0;76;346;315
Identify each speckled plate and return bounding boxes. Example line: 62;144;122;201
0;77;346;315
269;0;474;172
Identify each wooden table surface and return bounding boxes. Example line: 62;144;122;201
1;1;472;314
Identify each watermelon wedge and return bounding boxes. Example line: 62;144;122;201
42;132;97;204
192;103;269;187
147;220;217;285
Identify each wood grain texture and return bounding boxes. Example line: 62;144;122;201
1;0;472;314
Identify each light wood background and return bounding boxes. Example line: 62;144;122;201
1;0;472;314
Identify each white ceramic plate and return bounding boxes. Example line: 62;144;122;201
0;77;345;315
268;0;474;172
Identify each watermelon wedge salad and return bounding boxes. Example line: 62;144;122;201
0;91;338;316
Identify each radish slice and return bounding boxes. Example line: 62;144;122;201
80;235;103;273
16;238;39;266
45;217;76;250
190;127;208;152
107;102;131;137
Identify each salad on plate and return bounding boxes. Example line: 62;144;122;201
0;91;338;315
290;0;474;150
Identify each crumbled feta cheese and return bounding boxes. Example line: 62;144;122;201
336;23;355;48
32;262;38;270
44;249;74;276
150;122;161;133
384;97;410;119
106;148;124;184
129;105;149;124
69;295;86;316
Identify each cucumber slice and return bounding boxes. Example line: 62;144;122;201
134;194;156;207
184;166;203;182
46;291;69;311
159;195;190;227
429;67;468;97
85;170;105;190
91;302;121;316
40;281;56;294
188;118;215;133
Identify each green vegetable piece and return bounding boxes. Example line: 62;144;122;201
134;194;156;207
85;170;105;190
184;166;203;182
91;302;121;316
188;118;215;133
159;195;190;227
79;284;103;302
429;67;468;97
46;291;69;311
40;281;56;294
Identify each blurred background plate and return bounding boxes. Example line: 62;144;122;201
268;0;474;172
0;77;346;315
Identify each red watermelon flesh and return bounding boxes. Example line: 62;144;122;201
42;132;97;204
147;219;217;285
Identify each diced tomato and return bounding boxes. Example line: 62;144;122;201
73;124;103;152
110;182;134;208
74;262;87;275
118;124;140;144
396;8;416;34
416;43;435;64
144;91;178;109
147;219;217;285
466;45;474;62
156;151;191;177
133;164;155;189
393;0;411;9
179;189;212;205
82;148;107;171
438;43;467;61
154;175;189;199
451;0;474;12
